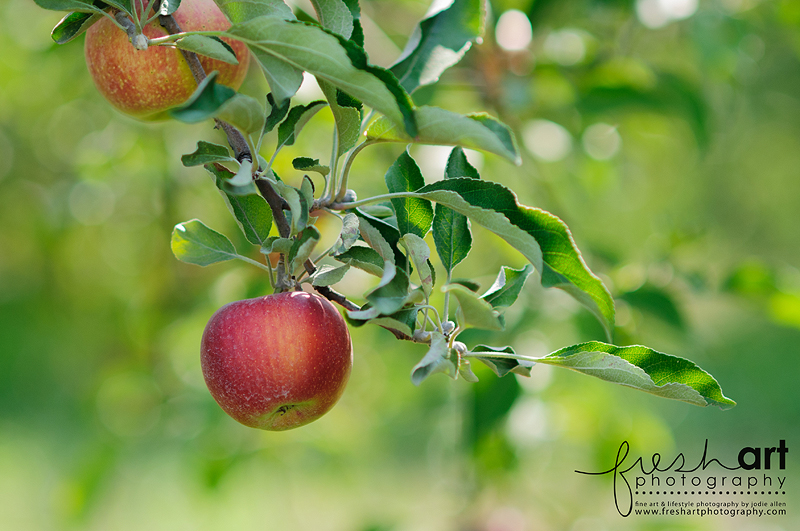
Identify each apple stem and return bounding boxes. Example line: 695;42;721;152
115;11;148;50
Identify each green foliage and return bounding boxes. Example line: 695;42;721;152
51;11;101;44
169;71;237;123
225;16;417;134
175;35;240;64
367;107;520;163
276;101;327;149
181;141;235;166
383;151;433;239
390;0;486;94
537;342;736;409
171;219;238;266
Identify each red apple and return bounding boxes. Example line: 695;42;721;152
200;291;353;431
84;0;250;119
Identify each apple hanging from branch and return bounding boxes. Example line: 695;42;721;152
200;291;353;431
83;0;250;119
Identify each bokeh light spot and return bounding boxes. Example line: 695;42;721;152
495;10;533;52
582;123;622;160
543;29;587;66
636;0;699;29
522;119;572;162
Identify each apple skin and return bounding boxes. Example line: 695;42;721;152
200;292;353;431
84;0;250;119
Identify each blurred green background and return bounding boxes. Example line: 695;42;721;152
1;0;799;529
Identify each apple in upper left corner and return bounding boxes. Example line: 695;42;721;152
83;0;250;120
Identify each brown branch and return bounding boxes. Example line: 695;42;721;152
157;14;251;162
316;286;361;312
255;179;291;238
158;12;364;313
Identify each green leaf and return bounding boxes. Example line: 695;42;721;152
318;79;362;157
288;226;321;275
431;147;476;273
369;307;418;337
365;262;410;315
292;157;330;177
205;162;258;196
220;190;273;246
34;0;108;13
310;264;350;286
210;163;273;245
51;11;101;44
400;234;433;297
354;209;408;269
446;145;480;179
176;35;239;64
226;17;417;136
443;284;504;331
215;0;295;23
215;0;303;103
158;0;181;16
310;0;353;39
433;202;471;274
261;236;293;255
384;151;433;238
341;0;363;45
181;141;234;167
458;359;480;383
481;265;533;309
390;0;486;94
264;92;291;133
169;71;236;123
450;278;481;292
277;101;328;150
537;342;736;409
357;216;395;266
300;175;315;208
346;305;417;340
333;246;384;277
470;345;534;377
367;106;520;164
171;219;238;266
369;178;616;340
271;179;308;235
411;332;455;385
217;93;267;136
97;0;132;11
258;55;304;104
358;204;394;219
331;212;359;255
228;159;253;187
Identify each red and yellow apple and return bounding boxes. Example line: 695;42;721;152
84;0;250;119
200;291;353;431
